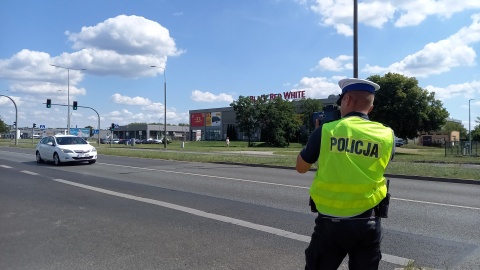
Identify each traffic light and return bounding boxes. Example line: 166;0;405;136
13;121;16;127
46;99;51;108
111;123;115;131
33;123;36;128
73;101;78;110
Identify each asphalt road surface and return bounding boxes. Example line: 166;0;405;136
1;147;479;270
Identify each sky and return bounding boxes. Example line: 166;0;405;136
1;0;480;131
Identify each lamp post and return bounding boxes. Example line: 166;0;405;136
353;0;358;78
50;64;86;134
0;94;18;146
469;99;475;156
150;65;167;148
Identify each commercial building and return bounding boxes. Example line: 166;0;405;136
188;94;338;141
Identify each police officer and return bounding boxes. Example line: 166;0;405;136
296;78;395;270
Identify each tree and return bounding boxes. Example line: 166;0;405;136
471;124;480;141
298;98;324;134
230;96;259;146
368;73;449;139
178;123;190;126
0;117;7;133
258;96;298;147
441;121;467;140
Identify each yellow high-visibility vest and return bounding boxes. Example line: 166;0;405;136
310;116;394;217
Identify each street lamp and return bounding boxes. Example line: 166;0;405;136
353;0;358;78
150;65;167;149
50;64;86;134
0;93;18;146
469;99;475;155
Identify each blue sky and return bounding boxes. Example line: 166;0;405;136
1;0;479;131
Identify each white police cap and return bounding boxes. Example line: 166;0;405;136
336;78;380;105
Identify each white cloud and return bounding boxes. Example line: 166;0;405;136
0;14;183;96
294;77;339;98
67;15;180;57
191;90;234;102
60;15;183;78
393;0;480;27
309;0;395;36
425;80;480;100
363;14;480;77
314;55;352;71
111;93;153;105
107;94;190;125
303;0;480;36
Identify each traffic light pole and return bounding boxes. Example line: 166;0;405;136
44;102;101;145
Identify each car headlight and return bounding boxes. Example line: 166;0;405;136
61;149;74;153
91;147;97;152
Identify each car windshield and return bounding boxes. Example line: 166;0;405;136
56;137;87;145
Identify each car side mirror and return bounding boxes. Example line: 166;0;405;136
47;142;54;146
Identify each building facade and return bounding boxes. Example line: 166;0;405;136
188;95;338;141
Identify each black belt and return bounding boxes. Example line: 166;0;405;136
318;208;376;220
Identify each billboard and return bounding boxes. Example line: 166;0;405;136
191;113;205;127
208;112;222;127
69;128;90;138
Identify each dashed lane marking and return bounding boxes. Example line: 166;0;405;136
20;170;39;176
52;178;413;266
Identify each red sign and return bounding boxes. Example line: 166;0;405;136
249;90;305;102
190;113;204;127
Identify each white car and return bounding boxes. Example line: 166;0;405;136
35;135;97;165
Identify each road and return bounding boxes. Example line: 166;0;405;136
1;147;479;269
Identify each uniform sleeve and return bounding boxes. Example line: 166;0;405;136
300;126;322;164
390;130;396;161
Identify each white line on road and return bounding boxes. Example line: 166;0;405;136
394;197;480;211
100;162;479;211
100;162;308;189
20;170;39;175
52;178;413;266
0;165;12;168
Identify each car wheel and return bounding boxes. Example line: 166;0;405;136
36;151;44;163
53;153;62;166
88;160;96;164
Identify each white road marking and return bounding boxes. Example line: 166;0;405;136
52;178;413;266
100;162;480;211
0;165;13;168
100;162;309;189
394;197;480;211
20;170;39;175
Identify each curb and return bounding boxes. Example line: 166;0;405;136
210;161;480;185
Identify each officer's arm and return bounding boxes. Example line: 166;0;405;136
296;154;312;173
296;127;322;174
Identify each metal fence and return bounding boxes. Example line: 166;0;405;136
444;140;479;157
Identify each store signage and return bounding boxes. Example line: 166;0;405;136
249;90;305;102
191;113;205;127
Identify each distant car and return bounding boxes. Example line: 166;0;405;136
142;138;154;144
160;138;171;144
395;138;405;147
35;135;97;165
